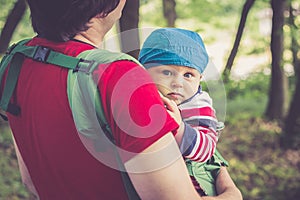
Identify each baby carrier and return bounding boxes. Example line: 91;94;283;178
0;38;141;200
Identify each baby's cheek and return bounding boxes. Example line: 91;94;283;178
156;84;171;96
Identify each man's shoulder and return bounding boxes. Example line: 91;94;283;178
78;49;142;67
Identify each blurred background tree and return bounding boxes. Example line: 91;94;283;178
282;0;300;149
163;0;177;27
265;0;288;121
119;0;140;58
223;0;256;82
0;0;26;54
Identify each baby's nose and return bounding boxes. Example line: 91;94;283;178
171;76;184;88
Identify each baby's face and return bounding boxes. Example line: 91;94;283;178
147;65;202;105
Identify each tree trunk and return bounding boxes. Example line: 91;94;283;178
222;0;255;82
282;1;300;149
265;0;288;120
282;65;300;149
288;3;299;75
0;0;27;54
119;0;140;59
163;0;177;27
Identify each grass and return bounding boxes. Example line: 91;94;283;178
219;117;300;200
0;123;31;200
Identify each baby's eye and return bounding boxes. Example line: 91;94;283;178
184;73;193;78
162;70;172;76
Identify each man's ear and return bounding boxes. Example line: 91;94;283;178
95;12;107;18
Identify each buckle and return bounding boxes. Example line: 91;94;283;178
0;109;8;121
33;46;51;63
75;59;96;73
6;43;17;55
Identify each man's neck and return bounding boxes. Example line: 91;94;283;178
74;17;113;48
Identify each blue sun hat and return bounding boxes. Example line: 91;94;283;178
139;28;209;73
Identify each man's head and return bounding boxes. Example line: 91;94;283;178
139;28;209;104
26;0;121;41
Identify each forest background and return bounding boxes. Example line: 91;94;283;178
0;0;299;199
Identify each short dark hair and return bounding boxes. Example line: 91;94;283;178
26;0;120;41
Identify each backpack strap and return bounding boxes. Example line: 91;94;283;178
0;39;99;117
0;39;30;116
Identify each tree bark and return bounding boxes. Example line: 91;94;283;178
265;0;288;120
283;65;300;148
282;1;300;149
288;3;299;76
222;0;255;82
119;0;140;59
0;0;27;54
163;0;177;27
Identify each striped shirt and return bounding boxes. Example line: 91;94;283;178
178;89;218;162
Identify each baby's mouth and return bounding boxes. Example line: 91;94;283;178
167;92;184;99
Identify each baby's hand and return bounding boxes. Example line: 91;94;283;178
159;92;182;125
159;92;185;144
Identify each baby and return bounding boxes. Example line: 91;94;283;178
139;28;228;196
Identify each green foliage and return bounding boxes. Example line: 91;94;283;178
0;0;14;23
140;0;165;27
12;8;35;42
202;72;270;122
225;72;270;100
140;0;244;30
0;1;35;47
176;0;242;20
0;124;31;200
225;72;270;120
15;15;34;43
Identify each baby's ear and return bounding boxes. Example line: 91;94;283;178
200;74;203;80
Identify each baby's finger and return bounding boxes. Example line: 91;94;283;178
168;100;178;111
165;100;176;111
160;94;172;107
158;91;164;98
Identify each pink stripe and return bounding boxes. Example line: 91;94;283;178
189;132;203;160
189;128;218;162
180;107;215;119
194;136;208;161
